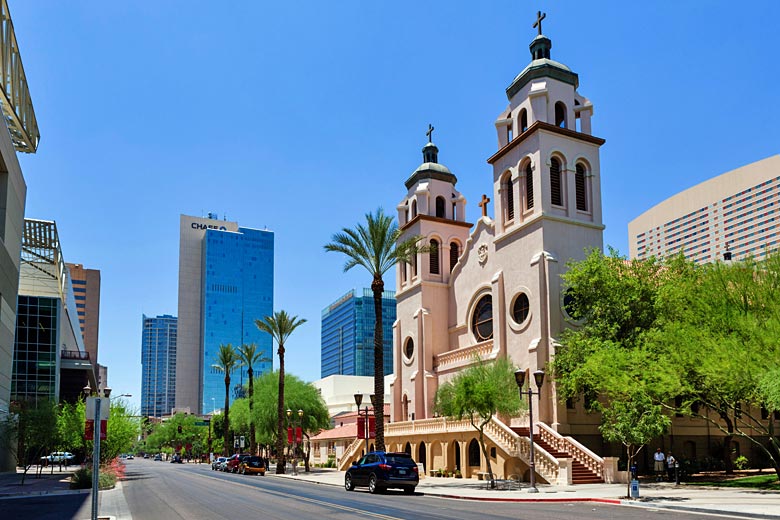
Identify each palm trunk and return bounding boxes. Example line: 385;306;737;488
372;275;385;452
248;367;256;455
223;374;231;456
276;345;286;474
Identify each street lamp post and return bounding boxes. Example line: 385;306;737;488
514;369;545;493
286;408;303;475
354;393;375;452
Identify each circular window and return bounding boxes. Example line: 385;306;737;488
404;338;414;359
471;295;493;341
512;293;530;324
562;288;580;320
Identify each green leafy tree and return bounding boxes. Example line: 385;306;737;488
255;310;307;474
57;399;86;466
99;398;140;463
325;208;423;451
0;399;58;484
236;343;270;455
212;343;240;456
600;394;670;497
434;357;522;489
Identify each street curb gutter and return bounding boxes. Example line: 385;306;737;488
619;501;780;520
0;488;90;500
422;493;622;504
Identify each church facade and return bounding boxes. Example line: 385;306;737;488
391;28;604;436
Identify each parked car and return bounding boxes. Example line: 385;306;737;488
238;456;266;475
143;454;150;459
171;454;183;464
345;451;418;494
126;454;134;460
42;452;75;464
224;453;250;473
153;454;163;461
212;456;227;471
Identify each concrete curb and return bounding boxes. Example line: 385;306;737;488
618;500;780;520
0;488;90;500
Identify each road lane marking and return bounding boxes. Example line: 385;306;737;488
196;471;403;520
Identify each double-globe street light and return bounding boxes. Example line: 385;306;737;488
514;369;545;493
286;408;303;475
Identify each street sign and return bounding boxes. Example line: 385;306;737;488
239;436;245;448
195;421;208;426
85;397;110;420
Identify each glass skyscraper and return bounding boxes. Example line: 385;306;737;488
321;288;396;378
141;314;177;417
202;226;274;412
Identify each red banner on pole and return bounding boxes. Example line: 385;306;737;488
84;419;107;441
295;427;302;444
287;426;292;444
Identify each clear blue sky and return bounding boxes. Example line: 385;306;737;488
11;1;779;412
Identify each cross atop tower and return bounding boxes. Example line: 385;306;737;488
426;123;434;143
533;11;546;36
478;194;491;217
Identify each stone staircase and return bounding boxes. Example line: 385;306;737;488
512;427;603;484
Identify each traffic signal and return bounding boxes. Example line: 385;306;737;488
177;425;182;434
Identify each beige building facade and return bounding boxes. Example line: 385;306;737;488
628;155;780;263
65;263;101;371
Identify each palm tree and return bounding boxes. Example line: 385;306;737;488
255;310;307;474
212;343;240;456
324;208;422;451
236;342;270;456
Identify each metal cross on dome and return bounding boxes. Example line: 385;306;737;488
533;11;546;36
426;123;434;143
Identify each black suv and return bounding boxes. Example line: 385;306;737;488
345;451;418;494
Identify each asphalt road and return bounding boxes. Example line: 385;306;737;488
111;460;728;520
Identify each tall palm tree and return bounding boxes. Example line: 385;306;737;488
212;343;240;456
236;342;270;456
255;310;307;474
324;208;422;451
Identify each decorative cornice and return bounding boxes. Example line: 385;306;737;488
400;214;473;232
487;121;605;165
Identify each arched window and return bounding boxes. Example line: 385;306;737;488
418;442;427;473
525;163;534;209
575;163;587;211
520;108;528;133
471;294;493;341
468;439;481;466
554;102;567;128
435;196;446;218
411;200;417;218
550;157;563;206
429;239;440;275
449;242;459;272
412;251;417;277
405;442;412;456
503;174;514;222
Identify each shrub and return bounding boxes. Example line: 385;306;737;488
734;455;750;470
70;467;117;490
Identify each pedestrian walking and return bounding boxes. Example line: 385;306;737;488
654;448;665;482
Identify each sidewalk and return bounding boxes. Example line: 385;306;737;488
271;468;780;519
0;466;81;498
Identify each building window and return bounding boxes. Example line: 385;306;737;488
520;109;528;133
412;251;417;278
404;338;414;359
503;174;514;222
468;439;481;466
449;242;459;272
436;196;446;218
471;294;493;341
550;157;563;206
429;239;440;275
575;163;588;211
525;163;534;209
511;293;530;324
554;102;567;128
411;200;417;218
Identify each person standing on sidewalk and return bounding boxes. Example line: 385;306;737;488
667;453;677;482
654;448;666;482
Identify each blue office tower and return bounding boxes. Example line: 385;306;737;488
202;226;273;413
141;315;177;417
321;289;396;378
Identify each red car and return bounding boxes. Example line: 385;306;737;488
224;453;250;473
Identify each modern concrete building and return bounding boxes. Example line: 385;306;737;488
0;0;41;473
12;219;97;404
176;213;274;414
628;155;780;263
65;263;101;369
320;289;396;378
141;314;177;418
